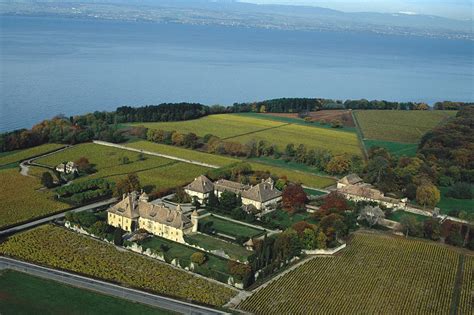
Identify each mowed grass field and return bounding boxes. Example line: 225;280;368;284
0;225;237;306
35;143;210;191
0;143;64;167
238;232;469;314
129;114;286;138
127;140;336;188
355;110;456;143
0;168;68;229
129;114;362;156
0;270;175;315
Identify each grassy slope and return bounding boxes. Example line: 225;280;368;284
129;114;286;138
0;225;237;306
0;168;68;229
185;233;253;262
238;232;463;314
35;143;210;190
123;140;336;188
199;215;264;238
363;139;418;157
129;114;362;156
0;143;64;166
437;187;474;215
0;270;174;315
355;110;456;143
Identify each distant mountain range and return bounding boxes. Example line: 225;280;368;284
1;0;472;39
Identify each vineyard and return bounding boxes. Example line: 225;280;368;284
0;225;237;306
0;169;68;229
458;255;474;314
238;232;466;314
354;110;456;143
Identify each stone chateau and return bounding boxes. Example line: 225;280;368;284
107;191;198;243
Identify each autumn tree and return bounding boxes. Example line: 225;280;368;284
318;192;349;215
41;172;55;188
325;155;352;175
291;221;316;238
115;173;141;196
282;184;308;214
416;183;440;209
75;156;93;173
191;252;207;265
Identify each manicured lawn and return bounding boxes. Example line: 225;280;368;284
0;143;64;166
387;210;429;222
0;270;174;315
0;225;237;306
139;236;231;277
231;123;362;156
239;232;464;314
262;209;317;229
363;139;418;157
303;187;328;196
128;114;286;139
200;215;265;239
437;187;474;215
355;110;456;143
35;143;210;191
0;168;69;229
250;156;332;177
125;140;240;167
185;233;253;262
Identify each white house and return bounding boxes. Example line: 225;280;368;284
241;178;282;210
184;175;214;204
55;161;78;174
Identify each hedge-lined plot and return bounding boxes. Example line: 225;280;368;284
238;232;462;314
355;110;456;143
0;169;68;229
0;225;237;306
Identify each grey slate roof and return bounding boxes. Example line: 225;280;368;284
185;175;214;194
107;192;140;219
338;173;363;185
242;180;282;203
214;179;250;195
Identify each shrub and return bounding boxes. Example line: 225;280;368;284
445;182;472;199
191;252;207;265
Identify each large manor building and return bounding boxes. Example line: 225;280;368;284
107;191;198;243
185;176;282;211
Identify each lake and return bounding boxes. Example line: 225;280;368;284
1;15;472;132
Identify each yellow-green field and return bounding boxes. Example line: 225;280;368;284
129;114;286;138
0;168;68;229
124;140;335;188
0;143;64;166
0;225;237;306
125;140;240;167
239;232;466;314
230;123;362;156
129;114;361;156
355;110;456;143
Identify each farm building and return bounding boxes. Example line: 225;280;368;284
241;178;282;210
55;161;78;174
107;191;198;243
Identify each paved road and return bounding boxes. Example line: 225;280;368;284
0;257;228;315
93;140;221;169
0;198;117;236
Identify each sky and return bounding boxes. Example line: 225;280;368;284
238;0;474;20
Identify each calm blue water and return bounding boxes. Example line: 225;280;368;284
1;16;473;132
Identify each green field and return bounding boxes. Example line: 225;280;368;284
129;114;286;139
387;210;429;222
199;215;264;239
125;140;240;167
185;233;253;262
230;123;362;156
0;143;64;167
123;140;336;189
437;187;474;215
0;225;237;306
35;143;210;191
363;139;418;157
238;231;468;314
0;168;69;229
261;209;317;229
234;112;357;132
129;114;362;156
355;110;456;143
0;270;173;315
